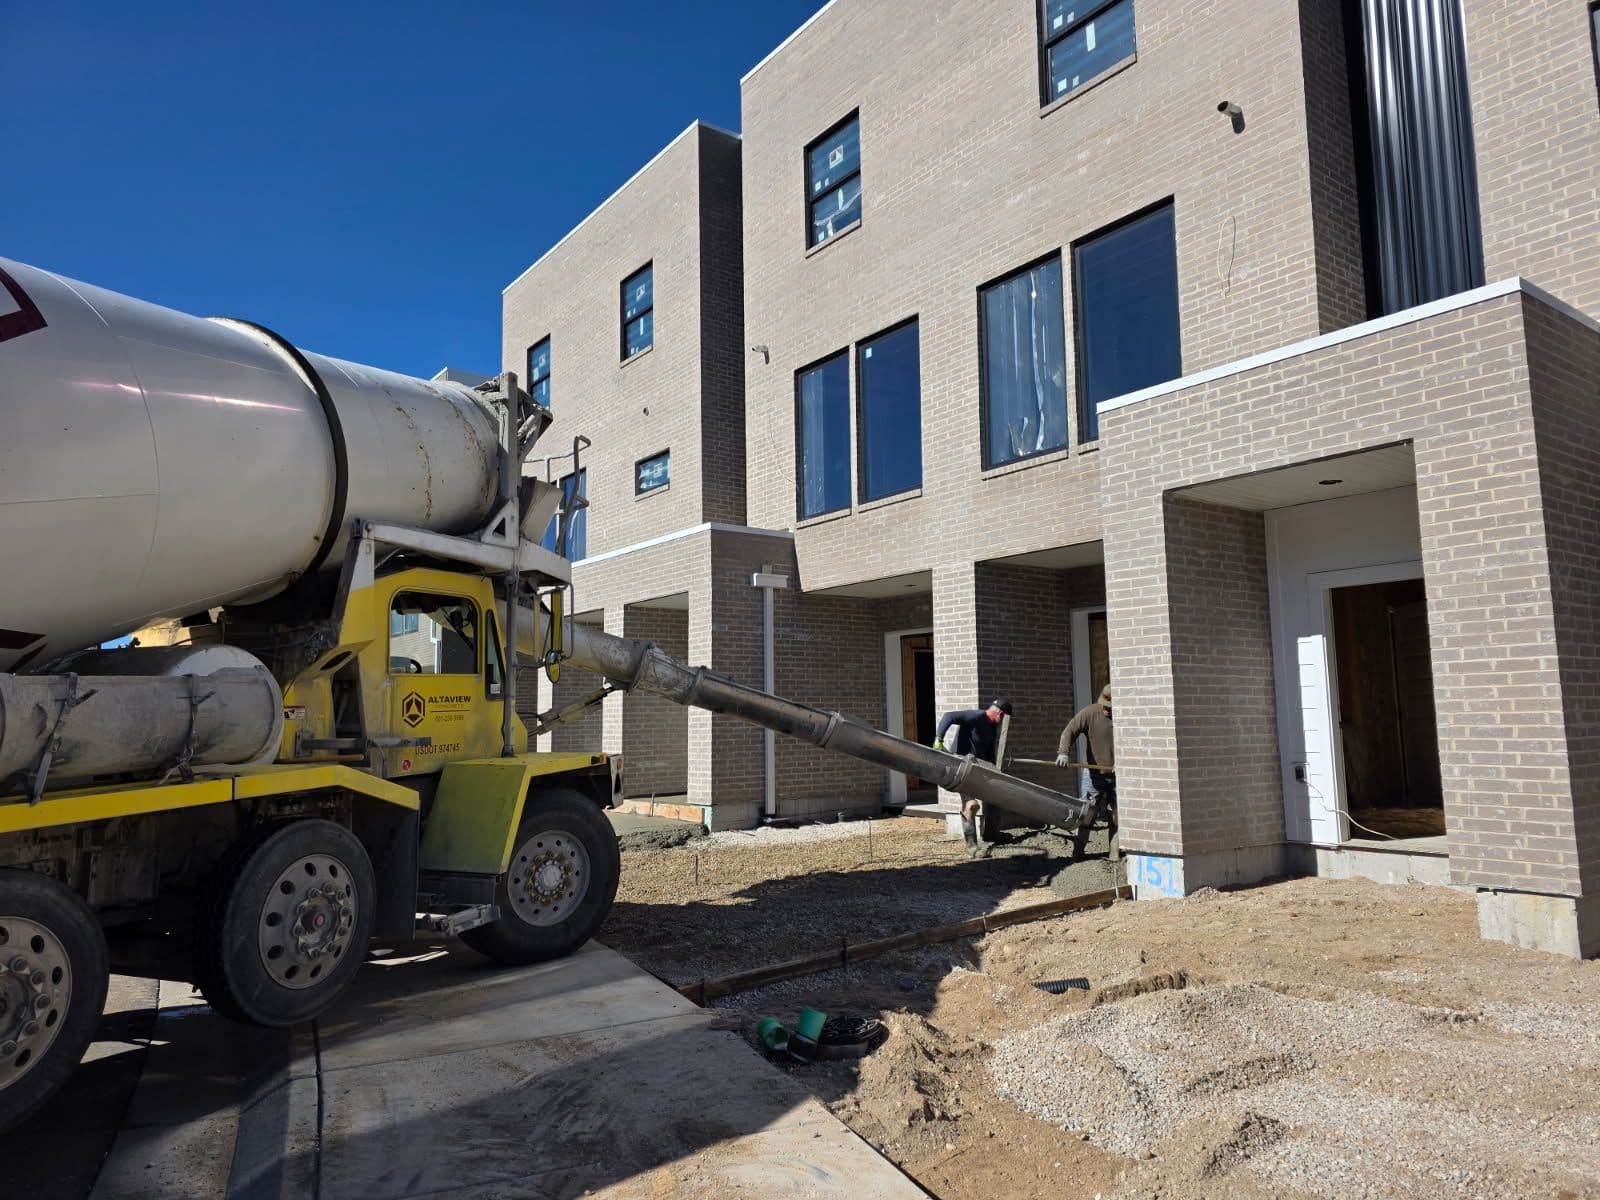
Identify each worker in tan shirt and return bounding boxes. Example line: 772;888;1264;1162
1057;686;1114;810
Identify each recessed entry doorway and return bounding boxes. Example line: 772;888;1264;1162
1329;577;1443;840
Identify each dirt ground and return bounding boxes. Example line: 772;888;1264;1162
602;818;1600;1200
603;813;1122;988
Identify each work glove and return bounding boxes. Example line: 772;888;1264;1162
1055;753;1070;768
932;739;946;752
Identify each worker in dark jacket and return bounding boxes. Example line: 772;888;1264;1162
1057;685;1114;806
933;698;1011;764
934;699;1012;853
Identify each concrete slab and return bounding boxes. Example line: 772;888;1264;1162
244;943;923;1198
91;980;285;1200
608;807;705;849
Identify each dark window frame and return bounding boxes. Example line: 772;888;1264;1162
620;263;653;361
526;335;551;408
635;449;671;495
976;250;1070;471
1590;2;1600;108
1037;0;1136;107
1070;198;1183;442
854;316;923;504
793;348;853;521
804;111;862;249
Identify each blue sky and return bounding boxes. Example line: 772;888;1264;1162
1;1;820;377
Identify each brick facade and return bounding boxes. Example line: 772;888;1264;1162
502;0;1600;952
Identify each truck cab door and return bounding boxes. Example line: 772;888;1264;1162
384;590;502;775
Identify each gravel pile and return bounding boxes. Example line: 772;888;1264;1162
691;819;882;850
989;980;1600;1198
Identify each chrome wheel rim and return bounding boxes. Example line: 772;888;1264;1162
0;917;72;1090
507;830;590;927
257;854;357;990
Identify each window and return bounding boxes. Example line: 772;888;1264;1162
806;114;861;248
484;611;505;698
857;320;922;501
527;337;551;409
1041;0;1136;104
1074;202;1181;441
979;255;1068;468
621;264;653;359
636;450;670;494
540;468;587;561
796;351;851;519
389;592;478;675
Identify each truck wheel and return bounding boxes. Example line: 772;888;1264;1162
193;820;375;1027
460;788;619;966
0;869;110;1135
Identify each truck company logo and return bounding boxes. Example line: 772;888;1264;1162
401;692;427;727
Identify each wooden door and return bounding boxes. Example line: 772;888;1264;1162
900;634;934;789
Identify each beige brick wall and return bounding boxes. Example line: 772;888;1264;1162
621;605;689;796
741;0;1338;592
1523;298;1600;894
1101;288;1592;896
1466;0;1600;318
502;123;745;556
1162;496;1282;855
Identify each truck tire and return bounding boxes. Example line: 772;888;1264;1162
0;869;110;1135
459;788;620;966
193;820;375;1027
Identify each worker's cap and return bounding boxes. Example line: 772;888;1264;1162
989;697;1013;716
1099;686;1113;705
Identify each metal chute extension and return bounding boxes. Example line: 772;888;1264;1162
526;611;1094;833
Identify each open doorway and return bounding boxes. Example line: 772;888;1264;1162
885;628;935;806
1329;578;1443;840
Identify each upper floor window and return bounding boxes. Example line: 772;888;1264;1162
527;337;551;409
1074;202;1181;440
980;255;1068;468
540;469;588;561
621;264;653;360
796;351;851;519
636;450;670;494
806;114;862;248
857;320;921;502
1041;0;1137;105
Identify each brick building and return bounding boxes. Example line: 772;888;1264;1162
505;0;1600;955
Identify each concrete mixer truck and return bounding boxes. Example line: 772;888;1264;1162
0;256;1093;1132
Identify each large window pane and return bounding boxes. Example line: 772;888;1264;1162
527;337;551;409
1045;0;1136;102
1075;204;1181;440
540;468;587;560
796;352;851;519
807;115;862;247
621;264;653;358
810;178;863;247
636;450;670;494
807;118;859;197
858;321;921;501
981;257;1068;468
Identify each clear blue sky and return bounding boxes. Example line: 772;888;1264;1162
1;1;820;378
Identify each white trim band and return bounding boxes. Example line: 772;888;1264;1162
573;521;793;568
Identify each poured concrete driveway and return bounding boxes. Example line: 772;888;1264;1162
28;944;921;1198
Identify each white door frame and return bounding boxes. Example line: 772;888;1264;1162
1300;559;1425;844
884;626;935;806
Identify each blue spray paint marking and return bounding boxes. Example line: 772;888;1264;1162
1130;854;1184;897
